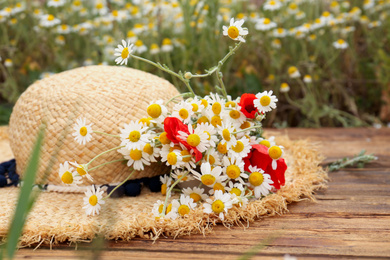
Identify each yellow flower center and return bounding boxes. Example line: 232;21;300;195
162;38;172;46
76;167;86;176
79;126;88;136
159;132;171;145
280;83;289;89
337;39;345;45
135;40;143;47
191;103;199;112
147;104;162;118
269;146;282;160
180;150;191;163
158;204;164;214
167;152;178;165
211;200;225;214
322;11;330;17
197;116;209;124
143;143;154;155
204;131;211;140
205;155;215;165
89;195;98;206
211;116;222;127
260;95;271;107
179;108;189;119
260;140;271;148
96;3;104;9
129;149;142;161
226;165;241;179
227;26;239;39
229;110;241;119
249;172;264;186
73;0;81;6
139;117;152;126
217;142;228;154
225;101;236;107
201;99;208;107
127;30;135;37
128;130;141;142
61;24;68;30
187;134;201;147
178;204;191;216
61;171;73;184
240;121;251;130
288;66;297;74
232;141;244;153
190;193;202;202
161;184;167;195
213;183;225;192
212;102;222;115
121;47;129;59
222;129;231;141
263;18;271;24
201;174;216;186
230;188;242;196
47;14;55;21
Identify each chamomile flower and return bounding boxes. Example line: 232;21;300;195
171;101;194;124
114;39;134;65
247;165;273;198
150;43;160;55
142;142;160;162
288;66;301;78
171;169;194;182
273;28;287;38
178;124;209;152
4;59;13;67
333;39;348;49
201;148;221;166
217;122;237;148
83;185;105;216
152;200;177;219
258;136;276;148
57;24;71;34
118;147;151;170
191;162;227;187
161;38;174;52
133;39;147;54
48;0;66;7
271;39;282;49
222;18;248;42
160;174;172;195
39;14;61;27
161;150;186;169
226;181;248;207
58;161;82;186
228;137;251;160
303;75;313;83
263;0;282;11
224;105;246;127
176;195;197;217
126;30;137;43
255;18;277;31
223;156;248;184
268;145;284;170
146;100;168;124
119;121;151;150
254;91;278;114
203;190;234;220
182;187;208;202
186;96;205;114
280;83;290;93
72;117;93;145
69;162;93;181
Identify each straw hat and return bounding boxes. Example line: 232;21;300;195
8;65;179;187
0;66;328;247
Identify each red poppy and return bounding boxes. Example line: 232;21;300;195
243;144;287;189
163;117;203;162
238;93;258;119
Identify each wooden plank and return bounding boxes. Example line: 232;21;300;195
13;128;390;259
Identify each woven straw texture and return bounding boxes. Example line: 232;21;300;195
0;127;328;247
8;66;179;186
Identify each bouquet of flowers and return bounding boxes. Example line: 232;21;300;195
58;18;287;220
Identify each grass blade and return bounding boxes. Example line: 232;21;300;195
1;126;45;259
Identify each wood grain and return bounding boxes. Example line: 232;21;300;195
15;128;390;259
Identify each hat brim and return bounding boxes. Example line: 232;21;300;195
0;130;328;247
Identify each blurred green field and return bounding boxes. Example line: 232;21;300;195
0;0;389;127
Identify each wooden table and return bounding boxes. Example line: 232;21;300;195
15;128;390;259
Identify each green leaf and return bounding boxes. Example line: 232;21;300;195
1;126;44;259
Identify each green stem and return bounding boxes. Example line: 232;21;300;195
232;124;262;135
89;159;127;172
165;92;192;106
216;69;228;99
103;169;135;200
86;145;124;167
161;171;189;216
93;131;120;138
